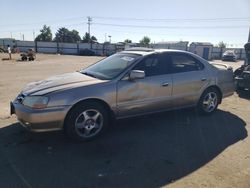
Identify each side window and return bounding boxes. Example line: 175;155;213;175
133;55;166;77
170;53;204;73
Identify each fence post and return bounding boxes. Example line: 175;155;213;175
220;47;223;59
102;43;105;56
35;41;38;53
77;42;80;55
57;42;59;54
239;49;242;60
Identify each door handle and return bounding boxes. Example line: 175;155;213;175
161;82;169;87
201;78;207;81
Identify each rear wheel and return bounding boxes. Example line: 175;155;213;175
198;88;220;115
64;101;109;141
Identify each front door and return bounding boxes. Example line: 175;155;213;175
117;54;173;118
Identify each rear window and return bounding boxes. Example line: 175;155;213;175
170;53;204;73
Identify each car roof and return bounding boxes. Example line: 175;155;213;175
121;48;189;56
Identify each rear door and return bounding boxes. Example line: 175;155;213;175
117;53;173;117
169;52;209;108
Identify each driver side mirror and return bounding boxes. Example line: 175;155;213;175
129;70;145;80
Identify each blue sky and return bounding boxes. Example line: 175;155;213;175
0;0;249;47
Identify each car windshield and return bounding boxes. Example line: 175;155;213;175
80;53;141;80
224;51;235;55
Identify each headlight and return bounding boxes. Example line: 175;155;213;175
22;96;49;109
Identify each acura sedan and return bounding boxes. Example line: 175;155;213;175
11;48;235;141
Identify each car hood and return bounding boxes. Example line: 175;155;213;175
22;72;105;95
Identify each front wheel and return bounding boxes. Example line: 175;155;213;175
64;101;109;141
197;88;220;115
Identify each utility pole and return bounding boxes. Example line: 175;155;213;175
87;16;92;43
248;27;250;42
33;30;35;41
108;35;111;43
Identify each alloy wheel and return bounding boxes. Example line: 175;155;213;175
74;109;103;138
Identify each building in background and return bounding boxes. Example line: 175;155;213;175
189;42;213;60
0;38;16;48
152;41;189;51
124;43;141;50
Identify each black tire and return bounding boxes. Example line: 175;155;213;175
197;87;220;115
64;101;109;141
21;56;27;61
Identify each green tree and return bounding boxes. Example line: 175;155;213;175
139;36;151;47
82;32;90;43
82;32;98;43
91;36;97;43
218;41;227;48
124;39;132;43
70;29;81;42
54;27;81;43
35;25;52;42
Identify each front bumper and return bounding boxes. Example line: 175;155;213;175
222;56;236;61
11;101;71;132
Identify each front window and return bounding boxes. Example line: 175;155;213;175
223;51;235;56
81;53;141;80
133;55;167;77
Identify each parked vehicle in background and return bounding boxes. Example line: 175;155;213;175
20;48;36;61
0;47;6;53
222;50;237;62
235;42;250;91
10;48;235;141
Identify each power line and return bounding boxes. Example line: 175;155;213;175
0;16;249;28
0;16;86;27
93;22;249;29
93;16;250;22
0;23;84;33
0;21;248;34
93;28;247;38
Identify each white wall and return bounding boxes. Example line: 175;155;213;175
37;42;57;53
0;39;120;56
152;43;188;51
16;41;35;52
58;43;78;54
